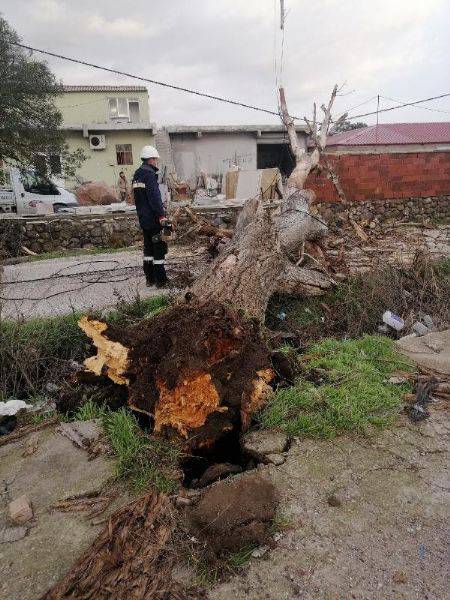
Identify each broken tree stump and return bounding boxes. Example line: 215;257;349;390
79;301;274;449
79;85;346;450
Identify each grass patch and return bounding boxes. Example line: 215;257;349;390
226;545;257;568
72;401;180;493
260;335;413;438
27;245;140;262
0;295;169;400
103;409;180;494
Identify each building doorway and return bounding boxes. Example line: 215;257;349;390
257;143;296;177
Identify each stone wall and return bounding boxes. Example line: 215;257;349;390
316;196;450;231
1;196;448;259
306;151;450;202
0;214;142;257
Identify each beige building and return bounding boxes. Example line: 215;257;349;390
56;85;154;189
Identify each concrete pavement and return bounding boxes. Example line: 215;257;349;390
0;247;200;319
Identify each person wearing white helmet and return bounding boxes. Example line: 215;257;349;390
132;145;171;287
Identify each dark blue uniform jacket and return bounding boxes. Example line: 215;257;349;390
132;164;165;230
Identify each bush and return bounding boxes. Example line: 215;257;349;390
268;255;450;341
0;295;169;400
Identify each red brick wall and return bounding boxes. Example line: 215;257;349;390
305;151;450;202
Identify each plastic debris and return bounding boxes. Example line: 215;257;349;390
0;399;32;417
251;545;269;558
382;311;405;331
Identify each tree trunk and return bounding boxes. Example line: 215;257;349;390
80;86;341;449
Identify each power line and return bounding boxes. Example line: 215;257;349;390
381;95;450;115
10;41;282;118
345;95;378;114
9;40;450;124
347;93;450;120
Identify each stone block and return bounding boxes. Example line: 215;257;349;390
9;495;33;524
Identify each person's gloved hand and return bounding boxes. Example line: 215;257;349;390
160;217;173;230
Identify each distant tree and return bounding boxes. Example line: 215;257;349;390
331;120;368;134
0;16;85;178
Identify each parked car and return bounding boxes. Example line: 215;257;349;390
0;167;78;215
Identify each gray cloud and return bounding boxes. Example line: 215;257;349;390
2;0;450;126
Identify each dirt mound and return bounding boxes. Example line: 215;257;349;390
75;182;119;205
42;492;201;600
80;301;274;450
188;472;278;554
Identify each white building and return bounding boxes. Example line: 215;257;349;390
155;125;308;187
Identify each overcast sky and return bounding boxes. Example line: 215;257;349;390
2;0;450;127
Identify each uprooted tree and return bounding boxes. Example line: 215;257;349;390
80;86;344;451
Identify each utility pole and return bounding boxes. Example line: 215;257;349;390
376;94;380;144
280;0;285;30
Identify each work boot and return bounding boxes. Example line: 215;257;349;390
156;278;169;289
143;260;155;287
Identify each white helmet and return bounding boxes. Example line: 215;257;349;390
140;145;160;159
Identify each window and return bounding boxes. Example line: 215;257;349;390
49;154;62;175
116;144;133;165
21;170;59;195
129;101;140;123
108;98;140;121
32;153;62;176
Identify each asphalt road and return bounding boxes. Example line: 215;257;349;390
0;247;199;319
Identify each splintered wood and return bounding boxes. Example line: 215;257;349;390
78;317;129;385
154;371;226;436
78;303;275;449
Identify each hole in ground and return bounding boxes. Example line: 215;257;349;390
179;428;260;489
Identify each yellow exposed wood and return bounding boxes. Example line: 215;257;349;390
154;371;227;437
78;317;130;385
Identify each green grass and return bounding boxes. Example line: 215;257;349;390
102;408;180;494
0;295;169;400
74;399;107;421
226;545;257;568
435;258;450;278
260;335;413;439
27;245;140;262
268;257;450;341
72;401;180;493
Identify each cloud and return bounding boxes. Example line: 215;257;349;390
2;0;449;125
86;16;153;38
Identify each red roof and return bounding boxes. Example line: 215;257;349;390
327;122;450;146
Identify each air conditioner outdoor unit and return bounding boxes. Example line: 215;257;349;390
89;134;106;150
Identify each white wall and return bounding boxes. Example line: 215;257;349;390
170;133;257;186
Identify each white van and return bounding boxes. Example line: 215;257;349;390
0;167;78;216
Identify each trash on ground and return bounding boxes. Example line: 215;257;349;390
412;321;429;337
382;311;405;332
0;399;32;418
0;415;17;436
406;377;438;422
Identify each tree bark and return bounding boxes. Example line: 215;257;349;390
80;85;341;448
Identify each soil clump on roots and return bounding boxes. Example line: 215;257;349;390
79;300;274;452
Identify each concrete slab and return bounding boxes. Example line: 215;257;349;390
0;247;199;319
0;424;118;600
